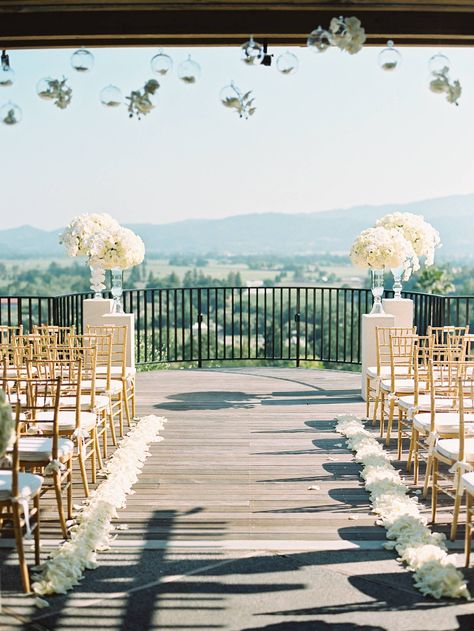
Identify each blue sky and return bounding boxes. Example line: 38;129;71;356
1;44;474;229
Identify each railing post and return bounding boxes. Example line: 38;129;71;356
197;288;203;368
295;288;301;368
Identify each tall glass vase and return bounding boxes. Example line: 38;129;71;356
370;269;385;315
390;265;404;300
111;268;124;313
90;265;106;299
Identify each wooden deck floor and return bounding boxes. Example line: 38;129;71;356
126;366;376;549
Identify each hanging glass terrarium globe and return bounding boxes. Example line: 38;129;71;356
36;77;55;100
241;36;264;65
0;65;14;87
1;101;22;125
378;40;402;72
276;51;299;75
307;26;331;53
429;53;450;74
220;81;242;108
177;55;201;84
99;84;123;107
71;48;95;73
151;50;173;76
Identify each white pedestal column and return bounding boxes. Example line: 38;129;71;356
382;298;414;329
82;299;135;369
361;313;395;400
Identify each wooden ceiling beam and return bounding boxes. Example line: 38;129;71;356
2;4;474;48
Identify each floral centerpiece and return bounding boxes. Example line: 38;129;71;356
375;212;441;298
59;213;121;298
88;226;145;312
350;226;415;313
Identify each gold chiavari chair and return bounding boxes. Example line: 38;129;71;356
0;324;23;345
87;324;136;427
428;325;469;350
379;334;419;445
366;326;416;424
28;358;102;497
0;392;42;592
33;324;75;346
15;376;73;538
462;471;474;567
431;370;474;540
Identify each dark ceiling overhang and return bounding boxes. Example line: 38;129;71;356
2;1;474;49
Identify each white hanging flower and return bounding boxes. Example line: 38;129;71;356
336;413;470;600
429;67;462;106
329;16;366;55
350;226;416;272
0;389;14;460
376;212;441;268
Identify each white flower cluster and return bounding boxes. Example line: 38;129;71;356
0;389;14;460
376;212;441;267
329;16;366;55
336;414;470;600
60;214;145;271
32;415;166;598
430;67;462;106
350;226;415;273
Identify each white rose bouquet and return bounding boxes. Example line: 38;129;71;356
88;226;145;270
59;213;120;257
350;226;415;274
376;212;441;267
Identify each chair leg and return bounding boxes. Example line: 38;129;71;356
423;454;433;498
91;430;97;484
67;459;73;520
465;493;472;568
108;401;117;447
407;427;416;474
431;458;439;524
12;502;30;592
385;398;395;447
33;495;41;565
397;408;403;461
53;471;68;538
77;443;90;497
122;380;132;428
366;376;371;419
451;473;464;541
131;380;136;419
380;392;386;438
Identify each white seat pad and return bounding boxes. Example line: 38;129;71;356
436;438;474;462
0;471;43;500
366;366;410;379
398;395;454;411
462;471;474;494
18;437;74;462
413;412;474;434
59;394;109;410
96;366;136;379
34;410;97;432
380;378;417;394
81;379;122;395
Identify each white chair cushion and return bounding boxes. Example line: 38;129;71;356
413;412;474;434
436;438;474;462
0;471;43;500
81;379;122;395
380;378;417;394
18;437;74;462
59;394;109;411
462;471;474;495
34;410;97;432
96;366;136;380
366;366;410;379
398;395;455;411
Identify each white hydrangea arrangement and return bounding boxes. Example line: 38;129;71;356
329;16;366;55
336;414;470;600
350;226;415;274
0;389;14;460
59;213;120;258
376;212;441;267
88;226;145;270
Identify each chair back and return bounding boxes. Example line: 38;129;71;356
375;326;417;374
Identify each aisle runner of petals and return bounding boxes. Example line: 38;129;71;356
32;415;167;601
336;414;470;600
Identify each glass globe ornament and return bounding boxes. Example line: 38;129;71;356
378;40;402;71
276;51;299;75
241;36;264;65
0;65;14;87
307;26;331;53
36;77;55;100
99;84;123;107
177;55;201;84
429;53;450;74
220;81;241;107
1;101;22;125
71;48;95;73
151;50;173;76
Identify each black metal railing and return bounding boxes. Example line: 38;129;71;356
1;286;473;367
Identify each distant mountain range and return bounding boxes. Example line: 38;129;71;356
1;194;472;259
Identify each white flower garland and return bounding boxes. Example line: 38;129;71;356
32;414;166;599
336;414;470;600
